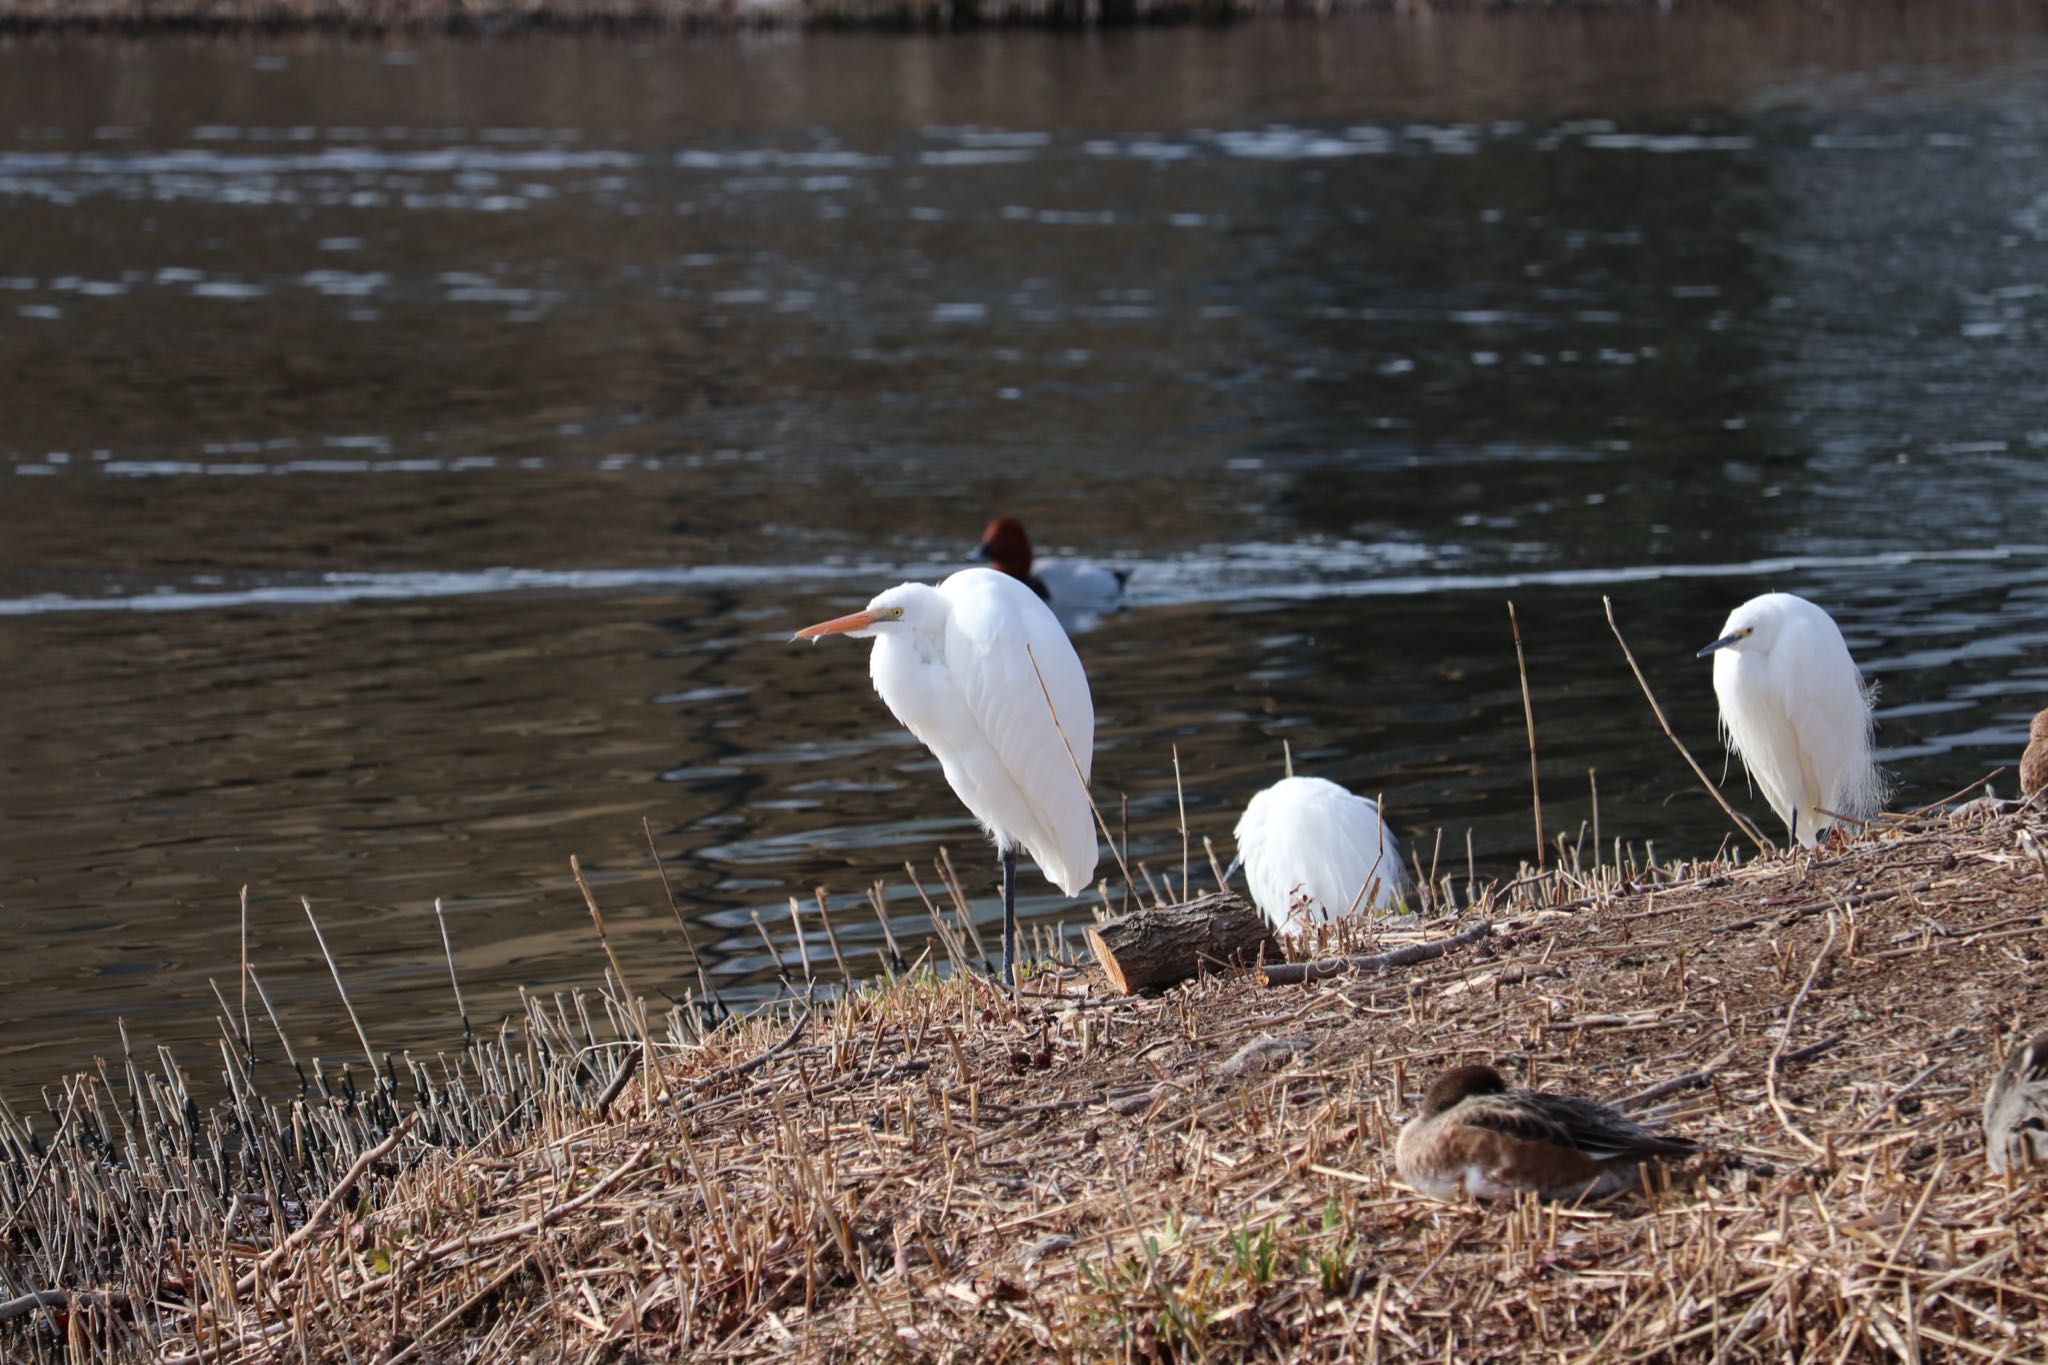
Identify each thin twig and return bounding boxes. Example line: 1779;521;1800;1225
1172;743;1190;903
645;816;729;1017
1604;595;1773;854
813;887;852;983
303;896;376;1072
238;883;252;1060
433;897;470;1042
1509;601;1546;870
1767;911;1837;1157
571;854;653;1107
1023;641;1138;909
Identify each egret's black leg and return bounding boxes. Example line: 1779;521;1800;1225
1001;845;1017;986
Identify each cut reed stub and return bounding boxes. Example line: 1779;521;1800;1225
1086;890;1276;993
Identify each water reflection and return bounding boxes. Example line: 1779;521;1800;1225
5;9;2048;1096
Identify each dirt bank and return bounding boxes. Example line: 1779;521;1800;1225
6;798;2045;1360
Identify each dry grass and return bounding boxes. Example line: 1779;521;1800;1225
4;796;2048;1361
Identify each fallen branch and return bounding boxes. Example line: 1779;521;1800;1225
1718;881;1933;934
233;1112;419;1299
424;1141;653;1256
0;1288;126;1326
1615;1044;1738;1110
683;997;813;1099
1258;921;1492;987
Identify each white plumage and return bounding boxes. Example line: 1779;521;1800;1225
1231;775;1411;932
1698;592;1886;848
796;567;1099;979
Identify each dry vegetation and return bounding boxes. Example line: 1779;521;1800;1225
4;794;2048;1362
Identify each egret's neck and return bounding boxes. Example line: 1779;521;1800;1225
871;623;944;671
866;596;949;678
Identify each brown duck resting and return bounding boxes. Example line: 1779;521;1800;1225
2022;709;2048;800
1985;1030;2048;1175
1396;1064;1698;1203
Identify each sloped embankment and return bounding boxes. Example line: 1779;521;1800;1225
6;803;2048;1361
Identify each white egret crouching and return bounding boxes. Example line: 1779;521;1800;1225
1698;591;1886;848
1227;775;1411;933
795;567;1099;983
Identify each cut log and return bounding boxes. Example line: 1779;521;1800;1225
1086;892;1277;994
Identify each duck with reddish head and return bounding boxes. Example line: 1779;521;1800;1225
971;517;1127;626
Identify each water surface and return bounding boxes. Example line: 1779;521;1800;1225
6;9;2048;1095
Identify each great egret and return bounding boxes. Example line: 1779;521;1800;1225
971;517;1127;619
1225;775;1411;932
1395;1064;1698;1203
1984;1029;2048;1175
1698;592;1886;848
2022;709;2048;799
794;567;1098;984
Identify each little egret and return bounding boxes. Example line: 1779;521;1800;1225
1225;775;1411;932
1396;1064;1698;1203
1984;1029;2048;1175
794;567;1098;984
971;517;1127;619
1698;592;1886;848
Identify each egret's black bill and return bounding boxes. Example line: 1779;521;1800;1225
968;541;993;561
1696;633;1743;658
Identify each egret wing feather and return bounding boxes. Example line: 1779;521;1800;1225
1233;776;1410;931
1783;609;1872;823
939;569;1099;896
1716;650;1804;837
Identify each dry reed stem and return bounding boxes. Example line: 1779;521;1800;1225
302;896;377;1072
1173;743;1190;902
237;884;252;1060
432;896;469;1040
571;853;654;1111
1603;594;1774;854
1023;640;1140;912
645;815;728;1017
1508;601;1546;870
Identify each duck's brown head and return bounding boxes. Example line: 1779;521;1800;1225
972;517;1033;580
1421;1064;1508;1117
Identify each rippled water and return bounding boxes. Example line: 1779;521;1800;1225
6;10;2048;1096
